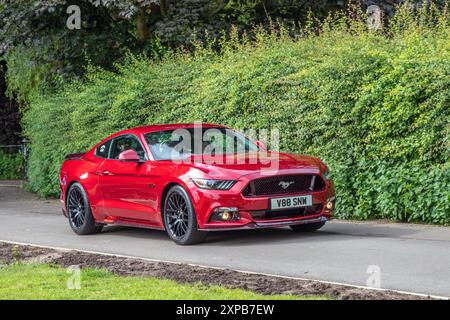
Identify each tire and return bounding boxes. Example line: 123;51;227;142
67;182;103;235
290;221;326;232
163;185;207;245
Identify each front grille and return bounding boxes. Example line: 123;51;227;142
242;174;325;197
250;204;323;221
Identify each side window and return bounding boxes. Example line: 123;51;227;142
95;140;111;158
110;135;146;160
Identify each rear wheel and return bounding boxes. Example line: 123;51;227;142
67;183;103;235
290;221;325;232
163;185;207;245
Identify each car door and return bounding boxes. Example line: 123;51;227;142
97;134;158;222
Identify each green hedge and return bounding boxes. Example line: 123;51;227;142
23;6;450;224
0;152;24;180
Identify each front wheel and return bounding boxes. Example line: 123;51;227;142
67;183;103;235
290;221;326;232
163;185;207;245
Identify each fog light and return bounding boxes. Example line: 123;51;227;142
211;207;240;222
222;211;232;220
326;197;335;210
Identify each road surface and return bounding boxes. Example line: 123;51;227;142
1;183;449;297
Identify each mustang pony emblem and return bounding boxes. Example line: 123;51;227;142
278;181;295;189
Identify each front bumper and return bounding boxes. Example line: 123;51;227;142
200;215;328;231
187;178;335;231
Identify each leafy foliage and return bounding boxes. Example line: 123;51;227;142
0;0;343;105
0;151;24;179
0;0;142;104
21;3;450;224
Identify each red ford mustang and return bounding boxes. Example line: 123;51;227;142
60;123;335;245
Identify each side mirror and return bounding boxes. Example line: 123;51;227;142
118;149;141;162
255;140;267;151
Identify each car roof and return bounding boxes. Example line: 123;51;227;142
120;123;229;136
92;123;230;147
90;123;231;155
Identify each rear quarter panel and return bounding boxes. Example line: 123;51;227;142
60;157;104;218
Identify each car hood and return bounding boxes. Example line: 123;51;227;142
185;152;324;180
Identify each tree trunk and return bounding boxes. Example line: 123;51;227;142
160;0;168;17
136;6;148;45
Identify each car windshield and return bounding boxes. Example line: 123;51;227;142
144;127;259;161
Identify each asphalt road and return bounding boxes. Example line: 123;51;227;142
1;184;449;297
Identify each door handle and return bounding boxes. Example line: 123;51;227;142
100;170;111;176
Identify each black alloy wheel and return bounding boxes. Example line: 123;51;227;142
68;186;86;228
163;185;207;245
67;183;103;235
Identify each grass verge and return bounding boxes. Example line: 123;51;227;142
0;263;325;300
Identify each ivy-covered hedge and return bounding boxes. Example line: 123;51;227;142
0;152;24;180
23;6;450;224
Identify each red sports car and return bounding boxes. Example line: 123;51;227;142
60;123;335;245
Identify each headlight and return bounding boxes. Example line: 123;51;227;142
192;179;236;190
323;169;331;181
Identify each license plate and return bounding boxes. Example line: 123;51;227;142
270;195;312;210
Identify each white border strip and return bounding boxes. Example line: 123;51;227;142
1;239;448;300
